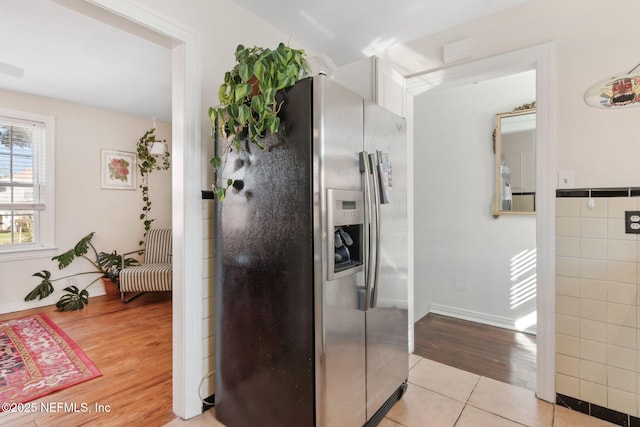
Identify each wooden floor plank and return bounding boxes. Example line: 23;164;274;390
0;293;175;426
413;313;537;390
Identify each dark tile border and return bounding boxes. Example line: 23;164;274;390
556;393;589;415
556;187;640;198
556;189;589;198
202;190;216;200
556;393;637;426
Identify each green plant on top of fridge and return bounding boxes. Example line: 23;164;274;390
208;43;311;201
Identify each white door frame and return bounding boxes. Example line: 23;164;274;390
405;43;556;402
83;0;203;418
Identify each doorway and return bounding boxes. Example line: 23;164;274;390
64;0;204;419
405;43;555;402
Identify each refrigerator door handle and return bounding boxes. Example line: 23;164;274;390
360;151;374;311
368;153;381;309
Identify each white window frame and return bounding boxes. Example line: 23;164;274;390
0;108;55;261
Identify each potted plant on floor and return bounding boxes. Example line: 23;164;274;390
208;43;311;200
24;232;139;311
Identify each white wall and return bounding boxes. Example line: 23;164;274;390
131;0;315;189
333;56;407;118
0;88;172;314
384;0;640;189
413;71;536;328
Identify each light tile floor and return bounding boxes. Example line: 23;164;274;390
164;354;616;427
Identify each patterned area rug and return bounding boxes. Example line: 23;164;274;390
0;313;101;409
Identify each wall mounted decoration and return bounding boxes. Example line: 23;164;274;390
584;63;640;108
492;105;537;217
100;149;136;190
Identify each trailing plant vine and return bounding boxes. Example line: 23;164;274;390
136;128;170;245
208;43;310;200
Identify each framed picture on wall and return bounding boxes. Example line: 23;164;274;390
101;149;136;190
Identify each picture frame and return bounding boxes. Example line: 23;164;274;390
101;149;136;190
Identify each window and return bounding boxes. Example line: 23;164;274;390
0;109;55;258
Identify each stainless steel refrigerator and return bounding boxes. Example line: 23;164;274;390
214;75;408;427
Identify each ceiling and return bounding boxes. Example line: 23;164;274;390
0;0;527;123
232;0;527;67
0;0;173;122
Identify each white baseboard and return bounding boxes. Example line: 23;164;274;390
1;292;107;315
429;303;537;335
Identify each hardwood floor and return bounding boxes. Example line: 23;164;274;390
0;296;536;425
413;313;537;391
0;293;174;427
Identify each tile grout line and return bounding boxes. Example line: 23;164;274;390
457;376;534;427
410;356;542;426
452;375;481;426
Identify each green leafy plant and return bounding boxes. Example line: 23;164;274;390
136;128;170;245
24;232;139;311
208;43;311;200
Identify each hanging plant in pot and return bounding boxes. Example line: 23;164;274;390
136;128;170;245
208;43;311;200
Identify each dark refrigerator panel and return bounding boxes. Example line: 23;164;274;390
214;78;315;427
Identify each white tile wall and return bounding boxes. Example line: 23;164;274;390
556;372;579;396
555;196;640;416
201;199;216;398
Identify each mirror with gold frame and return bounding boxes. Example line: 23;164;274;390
493;106;536;217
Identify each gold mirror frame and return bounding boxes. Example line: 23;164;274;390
493;104;536;218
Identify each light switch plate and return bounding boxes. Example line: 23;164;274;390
558;170;575;189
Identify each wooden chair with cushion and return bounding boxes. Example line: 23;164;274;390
119;228;172;303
